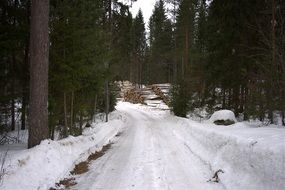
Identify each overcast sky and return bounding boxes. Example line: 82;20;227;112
119;0;157;25
130;0;156;24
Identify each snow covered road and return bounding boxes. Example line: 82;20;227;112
70;103;222;190
1;102;284;190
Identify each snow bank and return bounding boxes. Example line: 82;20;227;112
208;110;237;124
174;119;285;190
0;111;126;190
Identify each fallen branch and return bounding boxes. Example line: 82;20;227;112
0;149;8;186
208;169;224;183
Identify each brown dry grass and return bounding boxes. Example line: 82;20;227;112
88;143;112;161
51;143;113;189
70;161;89;175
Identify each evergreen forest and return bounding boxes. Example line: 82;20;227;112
1;0;285;148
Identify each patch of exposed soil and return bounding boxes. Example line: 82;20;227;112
88;143;112;162
70;161;89;175
59;178;77;188
51;143;113;189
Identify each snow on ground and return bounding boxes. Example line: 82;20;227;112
0;111;126;190
1;101;285;190
0;129;28;144
68;102;221;190
208;109;237;123
176;119;285;190
67;102;285;190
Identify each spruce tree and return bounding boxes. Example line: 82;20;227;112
149;0;174;83
171;0;197;117
131;9;146;85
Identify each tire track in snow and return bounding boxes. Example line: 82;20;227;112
65;103;225;190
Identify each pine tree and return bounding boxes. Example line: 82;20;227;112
28;0;50;148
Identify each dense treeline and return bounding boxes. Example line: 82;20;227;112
0;0;30;133
203;0;285;124
0;0;284;145
150;0;285;125
0;0;145;139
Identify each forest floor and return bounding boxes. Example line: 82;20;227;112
1;102;285;190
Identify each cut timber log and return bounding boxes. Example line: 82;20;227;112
123;89;145;104
151;85;170;105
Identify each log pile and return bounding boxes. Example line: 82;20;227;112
115;81;171;106
123;89;145;104
151;85;170;105
115;81;135;98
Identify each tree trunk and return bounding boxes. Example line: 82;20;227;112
244;86;249;120
28;0;50;148
11;58;15;131
228;88;233;109
271;0;276;70
63;92;68;137
10;0;18;132
79;111;83;134
50;125;55;140
105;80;109;122
21;93;26;130
130;55;135;83
105;0;112;123
136;57;139;86
281;111;285;126
10;56;15;132
22;0;30;131
233;87;239;116
240;86;244;113
222;88;226;109
259;87;265;122
21;48;28;130
70;91;74;135
183;25;189;77
268;109;274;124
139;60;142;88
11;97;15;131
268;0;276;124
173;60;177;83
93;94;98;122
